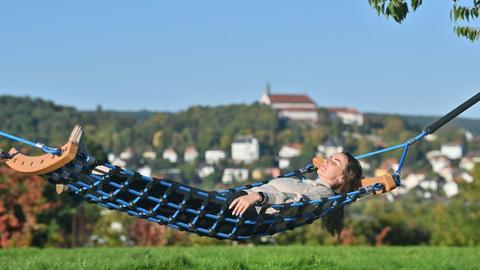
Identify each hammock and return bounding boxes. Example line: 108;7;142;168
0;92;478;240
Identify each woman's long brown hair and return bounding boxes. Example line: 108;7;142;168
320;152;362;238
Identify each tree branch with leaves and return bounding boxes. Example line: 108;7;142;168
369;0;480;41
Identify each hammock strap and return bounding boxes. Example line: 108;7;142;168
425;91;480;134
0;151;12;159
0;130;62;155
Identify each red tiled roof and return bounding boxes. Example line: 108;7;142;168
278;107;318;112
185;146;198;153
269;94;315;104
286;143;302;150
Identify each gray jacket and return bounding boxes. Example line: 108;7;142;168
244;177;335;215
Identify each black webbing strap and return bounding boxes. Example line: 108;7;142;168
0;153;11;159
425;92;480;134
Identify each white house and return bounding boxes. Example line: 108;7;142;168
426;150;443;160
443;181;459;197
419;179;438;191
279;143;302;158
430;156;451;174
464;129;474;142
137;166;152;177
461;172;474;183
142;151;157;160
231;135;260;164
119;147;134;160
198;165;215;178
327;107;364;125
278;143;302;169
426;150;452;174
108;153;127;168
184;146;199;163
260;89;318;123
460;156;476;171
279;159;291;169
222;168;249;184
317;139;344;158
393;173;432;196
162;148;178;163
205;149;226;165
441;143;464;160
402;173;427;191
439;166;454;182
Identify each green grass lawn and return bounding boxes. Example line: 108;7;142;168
0;246;479;270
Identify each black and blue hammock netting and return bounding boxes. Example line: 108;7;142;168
43;137;376;240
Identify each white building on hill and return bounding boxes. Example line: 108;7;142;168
327;107;364;125
278;143;302;169
184;146;199;163
222;168;249;184
205;149;226;165
162;148;178;163
231;135;260;164
260;89;318;123
441;143;464;160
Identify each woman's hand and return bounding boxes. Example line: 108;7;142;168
229;193;263;216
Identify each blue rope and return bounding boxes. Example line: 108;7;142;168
396;144;410;175
355;143;406;160
0;130;62;155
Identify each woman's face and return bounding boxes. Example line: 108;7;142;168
316;152;348;188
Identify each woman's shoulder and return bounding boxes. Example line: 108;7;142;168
269;177;300;184
310;179;335;195
314;178;332;189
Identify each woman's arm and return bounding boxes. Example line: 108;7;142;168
229;193;263;216
229;178;335;216
245;186;304;205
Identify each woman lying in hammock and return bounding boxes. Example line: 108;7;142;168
228;151;363;237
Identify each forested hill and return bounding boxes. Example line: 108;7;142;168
0;96;280;156
1;95;479;159
366;113;480;135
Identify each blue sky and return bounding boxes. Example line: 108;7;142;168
0;1;479;118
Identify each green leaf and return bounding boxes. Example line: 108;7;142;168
454;26;480;41
386;0;409;23
471;7;479;18
367;0;479;42
411;0;422;11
